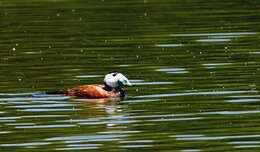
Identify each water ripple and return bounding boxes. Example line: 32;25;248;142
173;134;260;141
0;131;11;134
0;93;35;96
0;96;69;101
250;51;260;54
79;120;139;125
156;68;188;74
120;140;153;143
156;44;181;47
229;141;260;145
202;110;260;115
6;123;35;126
8;103;76;108
16;124;76;129
18;108;79;112
100;130;140;134
181;150;201;152
227;138;260;149
56;147;98;150
138;90;254;98
202;63;232;67
1;142;50;147
196;39;231;42
46;134;129;142
23;115;69;118
172;32;256;37
67;144;102;147
149;117;201;122
171;134;203;138
0;116;21;120
75;75;102;78
235;145;260;148
226;99;260;103
122;99;160;103
120;145;152;148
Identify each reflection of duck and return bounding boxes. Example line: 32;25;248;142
72;98;122;114
71;98;125;125
50;72;134;98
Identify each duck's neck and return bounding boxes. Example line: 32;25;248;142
115;87;126;97
104;83;126;97
104;83;113;91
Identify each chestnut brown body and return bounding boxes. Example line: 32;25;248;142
67;84;122;98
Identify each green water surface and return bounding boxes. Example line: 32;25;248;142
1;0;260;151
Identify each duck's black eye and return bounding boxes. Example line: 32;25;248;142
112;72;118;76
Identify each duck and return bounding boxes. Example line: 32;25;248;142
49;72;134;98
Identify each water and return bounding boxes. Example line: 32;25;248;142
1;0;260;151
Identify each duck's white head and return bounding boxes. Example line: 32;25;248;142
104;72;134;89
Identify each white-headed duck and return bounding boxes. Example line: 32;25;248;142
54;72;134;98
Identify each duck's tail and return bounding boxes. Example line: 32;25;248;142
46;90;68;95
34;90;68;96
